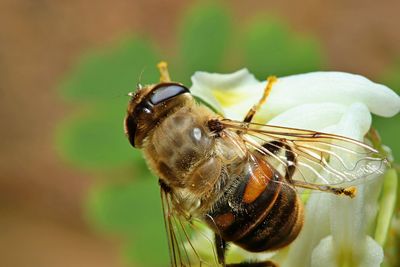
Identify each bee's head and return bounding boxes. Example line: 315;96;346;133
124;82;191;148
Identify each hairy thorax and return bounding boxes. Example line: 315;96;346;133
142;104;226;212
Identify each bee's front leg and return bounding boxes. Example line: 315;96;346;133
215;233;227;266
243;76;277;123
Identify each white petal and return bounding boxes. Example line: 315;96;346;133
310;236;337;267
329;185;365;249
322;102;372;139
223;98;260;121
282;193;332;267
190;68;261;115
358;236;385;267
267;103;347;130
325;103;374;241
282;102;381;267
325;102;384;262
191;68;259;90
261;72;400;119
311;235;383;267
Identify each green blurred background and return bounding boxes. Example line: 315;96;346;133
0;1;399;267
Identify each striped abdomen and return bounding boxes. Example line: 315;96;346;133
205;156;304;252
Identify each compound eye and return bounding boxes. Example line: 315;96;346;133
150;83;189;105
124;115;137;147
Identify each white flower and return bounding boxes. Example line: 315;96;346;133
191;69;399;122
189;69;400;267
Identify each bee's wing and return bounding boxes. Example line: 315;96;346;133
220;119;388;187
160;183;219;267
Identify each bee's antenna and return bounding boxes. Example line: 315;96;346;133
136;67;146;90
127;67;147;97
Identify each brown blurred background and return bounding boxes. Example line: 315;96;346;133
0;1;399;266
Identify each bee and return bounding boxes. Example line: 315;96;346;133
124;62;386;267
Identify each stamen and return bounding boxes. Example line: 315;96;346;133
157;61;171;83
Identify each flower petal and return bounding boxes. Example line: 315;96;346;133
311;235;384;267
262;72;400;120
190;68;261;116
267;103;347;130
357;236;385;267
310;236;338;267
282;102;381;267
325;102;384;265
321;102;372;139
282;193;332;267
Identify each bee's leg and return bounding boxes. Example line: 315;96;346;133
243;76;277;123
290;179;357;198
226;260;278;267
261;141;357;198
157;61;171;83
214;229;277;267
214;232;278;267
214;233;227;266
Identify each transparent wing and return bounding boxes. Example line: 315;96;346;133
220;119;388;188
160;182;219;267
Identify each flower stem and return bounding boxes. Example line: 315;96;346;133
374;168;398;246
